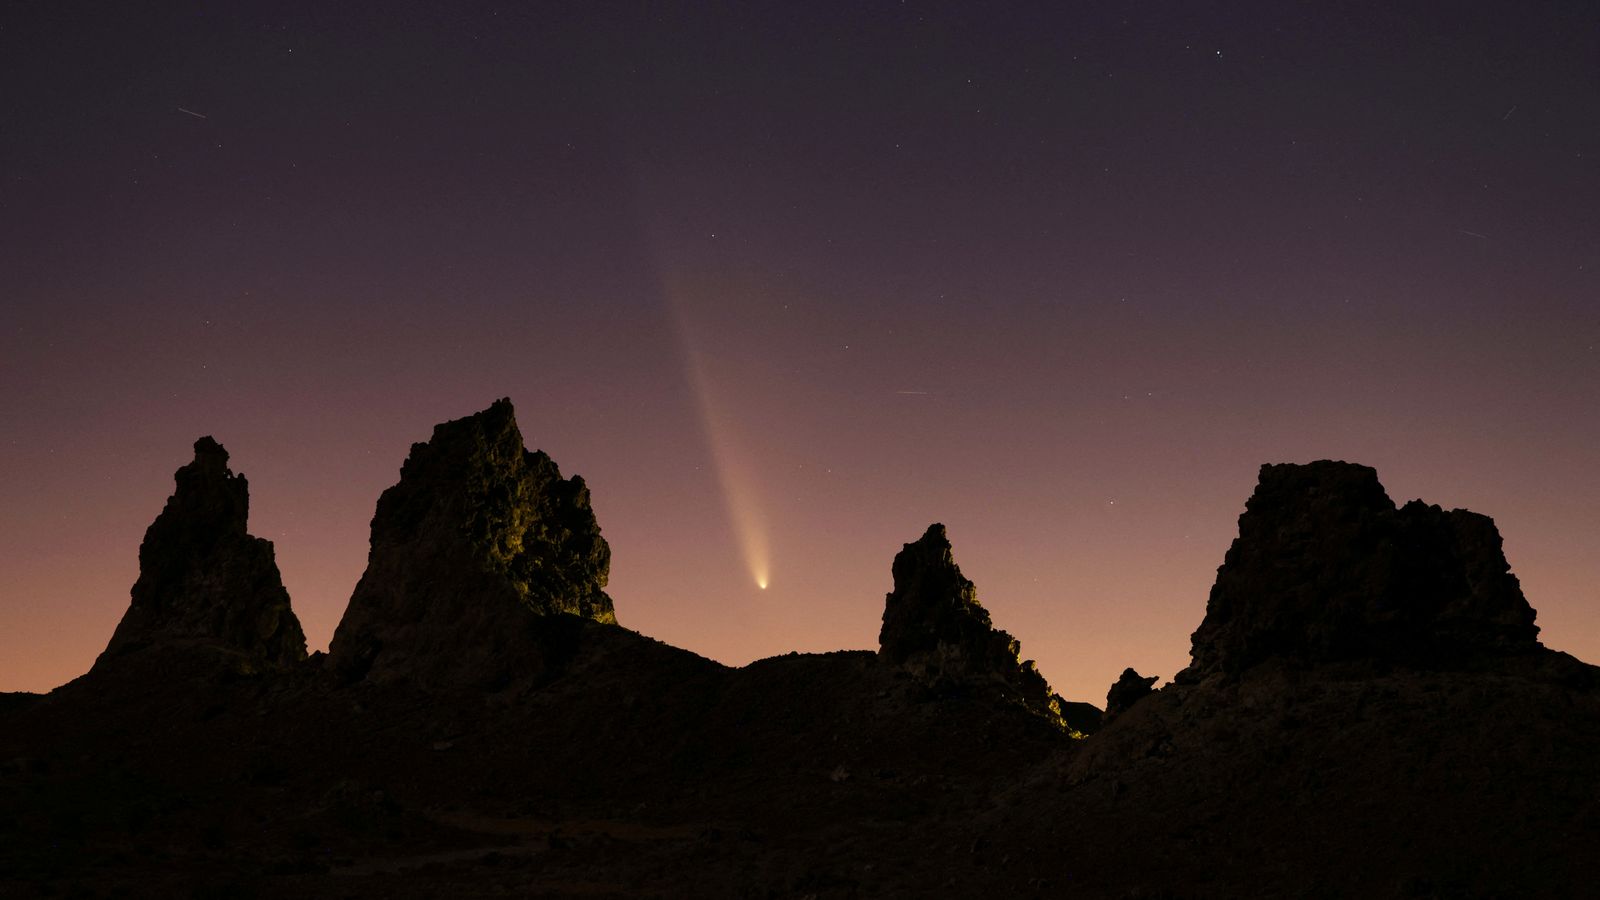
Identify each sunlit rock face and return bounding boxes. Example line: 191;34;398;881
878;523;1064;723
1182;461;1540;680
328;399;613;686
96;437;307;671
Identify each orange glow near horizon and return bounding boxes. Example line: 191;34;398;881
5;5;1600;705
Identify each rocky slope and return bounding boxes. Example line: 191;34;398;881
93;436;306;673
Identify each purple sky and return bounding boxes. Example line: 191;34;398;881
4;1;1598;703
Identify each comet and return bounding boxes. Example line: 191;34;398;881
664;277;772;592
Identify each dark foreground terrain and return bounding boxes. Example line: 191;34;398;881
4;401;1597;898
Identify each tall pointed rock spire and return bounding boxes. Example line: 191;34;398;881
879;523;1065;724
329;399;614;686
96;437;307;670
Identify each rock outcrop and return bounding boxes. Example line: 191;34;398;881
1103;667;1157;723
1181;461;1539;680
1058;700;1105;736
328;399;614;686
878;523;1063;723
95;437;306;671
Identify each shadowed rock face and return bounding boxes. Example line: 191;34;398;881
96;437;306;670
1182;461;1539;680
1103;667;1157;723
1058;700;1105;736
879;523;1063;722
328;399;613;686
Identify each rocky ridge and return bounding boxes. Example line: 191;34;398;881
94;436;306;672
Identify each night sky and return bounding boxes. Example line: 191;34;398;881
4;2;1598;703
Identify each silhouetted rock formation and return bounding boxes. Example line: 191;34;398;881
95;437;306;671
1181;461;1539;681
879;523;1063;723
10;433;1600;898
1103;667;1157;722
328;399;614;686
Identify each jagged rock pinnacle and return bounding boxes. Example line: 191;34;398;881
878;523;1063;723
96;437;307;670
328;399;614;686
1103;667;1157;723
1181;461;1539;680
